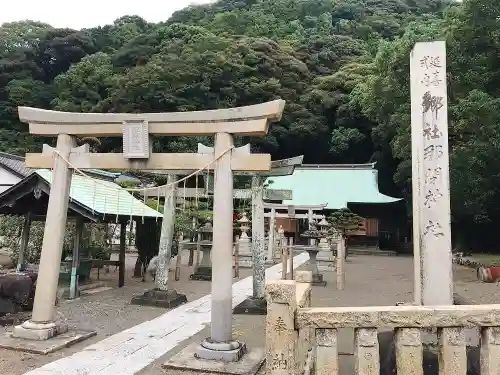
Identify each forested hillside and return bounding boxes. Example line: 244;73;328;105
1;0;499;248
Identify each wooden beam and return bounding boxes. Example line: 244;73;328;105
19;100;286;136
263;203;327;210
25;152;271;172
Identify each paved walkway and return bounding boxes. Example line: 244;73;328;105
24;253;310;375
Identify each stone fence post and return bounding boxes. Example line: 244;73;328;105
265;271;312;375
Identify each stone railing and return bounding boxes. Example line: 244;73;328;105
265;277;500;375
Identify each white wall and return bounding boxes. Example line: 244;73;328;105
0;167;21;193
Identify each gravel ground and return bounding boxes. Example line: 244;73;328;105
1;254;498;375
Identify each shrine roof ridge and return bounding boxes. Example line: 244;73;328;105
298;163;376;170
18;100;285;125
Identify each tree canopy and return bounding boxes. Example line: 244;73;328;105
2;0;499;248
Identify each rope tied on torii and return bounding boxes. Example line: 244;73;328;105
49;145;235;193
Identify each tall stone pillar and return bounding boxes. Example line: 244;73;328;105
156;175;177;291
251;176;265;298
197;132;245;361
69;218;83;300
410;41;453;305
131;174;187;308
14;134;75;340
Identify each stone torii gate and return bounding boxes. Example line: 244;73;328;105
233;155;304;314
11;101;284;362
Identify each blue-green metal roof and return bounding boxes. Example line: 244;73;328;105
266;164;401;209
36;169;162;218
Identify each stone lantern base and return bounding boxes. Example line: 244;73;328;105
233;296;267;315
131;288;187;308
190;266;212;281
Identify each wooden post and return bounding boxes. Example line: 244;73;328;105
410;41;453;305
156;175;177;291
17;212;32;272
195;232;201;270
175;234;183;281
234;236;240;278
336;235;345;290
69;218;83;300
281;235;288;280
119;221;126;288
267;208;276;263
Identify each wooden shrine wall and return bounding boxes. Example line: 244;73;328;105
275;217;297;233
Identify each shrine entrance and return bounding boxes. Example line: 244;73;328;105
7;101;285;363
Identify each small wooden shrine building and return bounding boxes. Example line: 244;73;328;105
266;163;403;249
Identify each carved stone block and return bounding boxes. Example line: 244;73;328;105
122;121;149;159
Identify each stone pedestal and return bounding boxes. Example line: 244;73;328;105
195;339;247;362
295;247;327;287
131;288;187;308
164;342;265;375
317;248;335;271
190;243;212;281
238;239;253;268
233;296;267;315
12;320;68;341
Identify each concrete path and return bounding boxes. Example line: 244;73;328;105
23;253;310;375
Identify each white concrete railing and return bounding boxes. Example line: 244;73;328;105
265;277;500;375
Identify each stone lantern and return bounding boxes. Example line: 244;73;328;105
301;220;322;246
238;212;250;241
237;211;251;259
318;216;330;249
299;221;327;286
190;221;213;281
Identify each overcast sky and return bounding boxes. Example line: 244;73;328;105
0;0;214;29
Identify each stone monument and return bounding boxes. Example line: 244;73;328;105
410;40;453;305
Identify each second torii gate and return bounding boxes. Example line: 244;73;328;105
10;101;284;364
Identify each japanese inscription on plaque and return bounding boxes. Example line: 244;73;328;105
122;120;150;159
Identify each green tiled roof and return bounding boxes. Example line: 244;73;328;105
266;164;401;209
36;169;162;218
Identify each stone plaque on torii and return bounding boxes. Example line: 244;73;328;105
12;100;284;363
